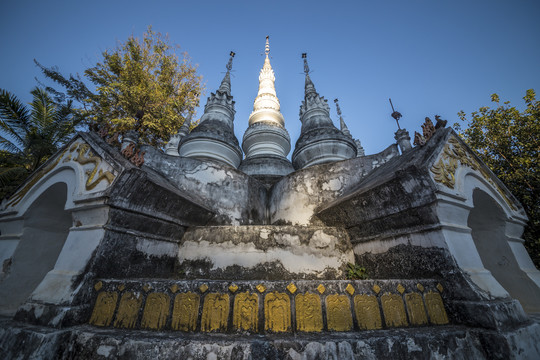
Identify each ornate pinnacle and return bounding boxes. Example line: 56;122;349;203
334;98;342;116
265;36;270;56
389;98;402;129
226;51;235;72
302;53;310;74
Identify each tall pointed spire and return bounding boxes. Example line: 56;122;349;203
334;99;351;138
218;51;235;95
292;54;357;169
179;51;242;168
239;36;293;185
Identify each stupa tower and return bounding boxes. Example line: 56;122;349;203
239;36;294;186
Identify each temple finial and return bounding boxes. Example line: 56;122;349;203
226;51;235;72
334;98;342;117
334;98;351;138
302;53;310;74
265;36;270;56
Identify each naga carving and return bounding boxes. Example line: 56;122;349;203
70;143;115;190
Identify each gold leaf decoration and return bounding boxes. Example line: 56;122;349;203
286;283;297;294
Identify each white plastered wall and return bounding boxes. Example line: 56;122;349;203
434;165;539;300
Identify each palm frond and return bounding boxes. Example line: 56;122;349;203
0;89;30;143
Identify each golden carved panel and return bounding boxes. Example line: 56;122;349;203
141;292;171;330
89;291;118;327
404;292;428;326
425;291;449;325
381;293;408;328
233;292;259;332
201;293;230;332
264;292;291;332
430;136;516;210
354;294;382;330
325;294;353;331
70;143;115;191
295;292;323;332
114;292;143;329
172;292;200;331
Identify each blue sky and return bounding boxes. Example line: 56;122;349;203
1;0;539;154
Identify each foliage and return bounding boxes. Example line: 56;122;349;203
454;89;540;267
36;27;203;147
0;88;80;199
346;262;368;280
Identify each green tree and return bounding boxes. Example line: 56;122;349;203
454;89;540;267
36;27;203;147
0;88;80;198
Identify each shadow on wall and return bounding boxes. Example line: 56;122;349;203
469;189;540;313
0;182;71;316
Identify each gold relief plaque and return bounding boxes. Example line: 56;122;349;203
141;293;171;330
201;293;230;332
233;292;259;332
172;292;200;332
381;293;408;328
94;281;103;291
345;284;355;296
404;293;428;326
286;283;297;294
89;291;118;327
264;292;291;332
113;292;143;329
295;293;323;332
425;291;449;325
325;294;353;331
354;294;382;330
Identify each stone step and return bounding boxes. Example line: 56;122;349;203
88;278;449;334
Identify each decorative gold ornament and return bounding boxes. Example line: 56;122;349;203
199;284;209;293
233;292;258;331
316;284;326;294
436;283;444;293
117;284;125;292
286;283;297;294
94;281;103;291
201;293;230;332
372;284;381;294
397;284;405;294
70;143;115;191
169;284;179;293
295;293;323;332
425;291;449;325
229;284;239;293
354;294;382;330
430;137;516;210
114;292;143;329
89;291;118;327
404;292;428;326
264;292;291;332
416;283;425;292
326;294;353;331
142;284;151;293
345;284;355;296
381;293;408;328
256;284;266;293
171;292;200;331
141;293;170;330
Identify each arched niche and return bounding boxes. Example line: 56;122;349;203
0;182;71;315
468;189;540;313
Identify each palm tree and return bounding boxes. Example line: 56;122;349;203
0;88;80;198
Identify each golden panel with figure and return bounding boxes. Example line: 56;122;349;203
354;294;382;330
264;292;291;332
201;293;230;332
404;292;428;326
141;292;171;330
114;292;143;329
325;294;353;331
295;292;323;332
425;291;449;325
172;292;200;331
89;291;118;327
381;293;408;328
233;292;259;331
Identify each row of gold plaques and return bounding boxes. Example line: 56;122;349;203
89;283;448;332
